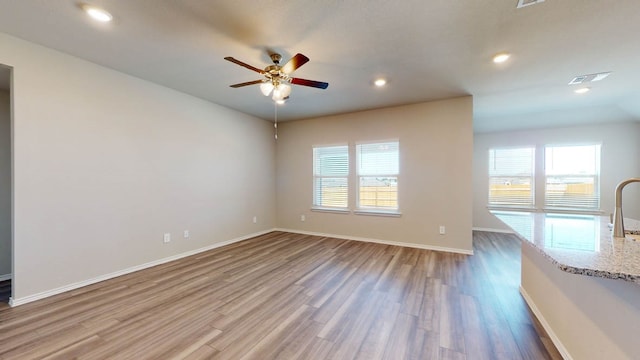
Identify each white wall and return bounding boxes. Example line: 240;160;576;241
521;242;640;359
473;122;640;231
276;97;474;253
0;90;10;277
0;33;276;301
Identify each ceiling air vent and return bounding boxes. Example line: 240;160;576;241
517;0;545;8
568;72;611;85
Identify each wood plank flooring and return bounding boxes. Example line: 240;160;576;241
0;231;562;359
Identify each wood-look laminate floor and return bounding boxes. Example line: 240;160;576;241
0;231;562;360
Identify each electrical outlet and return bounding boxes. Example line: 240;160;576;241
183;230;189;239
301;215;306;222
163;233;171;243
253;216;257;224
439;226;445;235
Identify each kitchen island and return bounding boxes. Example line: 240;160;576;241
491;211;640;360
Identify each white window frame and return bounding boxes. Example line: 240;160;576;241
488;146;536;209
355;140;401;216
543;144;601;212
312;144;350;212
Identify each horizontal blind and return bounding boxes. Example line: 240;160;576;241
357;141;399;210
544;145;600;210
488;147;534;207
313;145;349;208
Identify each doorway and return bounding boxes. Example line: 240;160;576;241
0;65;12;304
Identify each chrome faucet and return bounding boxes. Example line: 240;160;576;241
612;178;640;238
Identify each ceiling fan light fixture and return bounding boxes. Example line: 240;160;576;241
575;87;591;94
272;83;291;101
260;82;274;96
279;84;292;98
275;99;286;105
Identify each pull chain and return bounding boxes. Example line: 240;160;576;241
274;101;278;140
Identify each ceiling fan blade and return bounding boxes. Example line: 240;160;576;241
224;57;265;74
281;53;310;74
290;77;329;89
230;80;264;88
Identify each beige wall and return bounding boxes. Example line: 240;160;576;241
522;243;640;359
276;97;474;253
473;122;640;231
0;90;10;277
0;33;276;300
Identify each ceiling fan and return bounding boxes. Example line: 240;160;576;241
224;53;329;103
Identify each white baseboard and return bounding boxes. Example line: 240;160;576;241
472;227;514;234
274;228;473;255
9;229;276;307
0;273;11;281
519;286;572;360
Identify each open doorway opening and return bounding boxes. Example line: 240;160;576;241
0;65;12;304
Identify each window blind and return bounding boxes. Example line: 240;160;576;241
313;145;349;209
544;145;600;210
356;141;399;211
488;147;535;207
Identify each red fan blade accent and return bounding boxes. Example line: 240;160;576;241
230;80;264;88
290;77;329;89
224;57;265;74
281;53;310;74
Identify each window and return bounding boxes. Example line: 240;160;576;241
313;145;349;209
356;141;399;212
544;144;600;210
488;147;535;207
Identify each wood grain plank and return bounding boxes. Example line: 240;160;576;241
0;231;561;359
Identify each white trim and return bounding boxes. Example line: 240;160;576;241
353;210;401;217
519;286;572;360
487;206;538;212
310;207;351;214
542;208;604;215
472;227;514;234
275;228;473;255
8;229;276;307
0;273;11;281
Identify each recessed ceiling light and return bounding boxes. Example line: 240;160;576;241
575;87;590;94
374;78;387;87
492;53;511;64
82;4;113;22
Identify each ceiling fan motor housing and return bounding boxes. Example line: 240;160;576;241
270;53;282;64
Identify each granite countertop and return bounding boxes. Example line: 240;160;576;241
491;211;640;284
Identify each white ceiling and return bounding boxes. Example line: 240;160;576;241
0;0;639;132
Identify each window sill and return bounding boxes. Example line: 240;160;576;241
542;208;604;215
354;210;402;217
487;205;537;212
487;205;604;216
311;207;351;214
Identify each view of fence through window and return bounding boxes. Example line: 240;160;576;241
544;144;600;210
488;147;535;207
488;144;601;211
357;142;399;210
313;145;349;209
313;142;400;211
